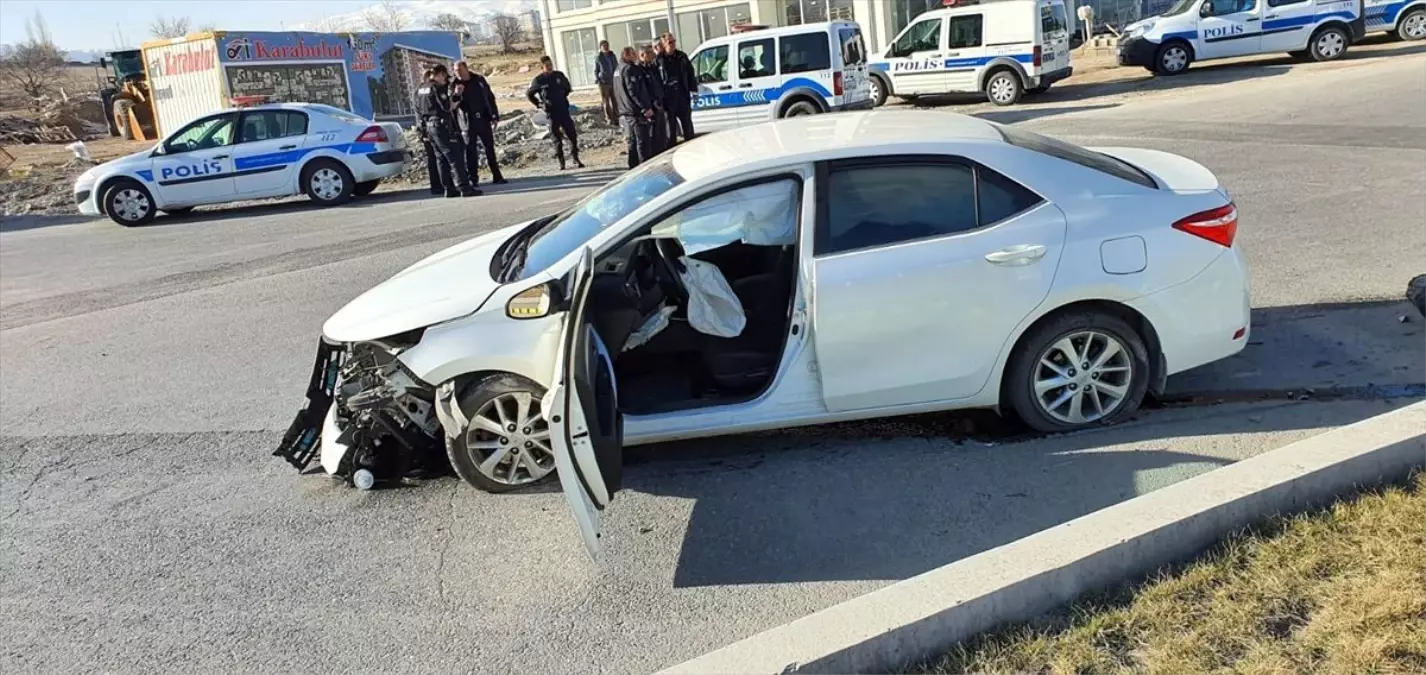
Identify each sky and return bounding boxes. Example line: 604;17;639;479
0;0;534;51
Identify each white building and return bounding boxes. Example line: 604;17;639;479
538;0;947;88
520;9;544;36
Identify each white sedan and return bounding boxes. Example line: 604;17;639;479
274;110;1250;559
74;103;409;227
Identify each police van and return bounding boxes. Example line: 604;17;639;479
867;0;1074;107
1365;0;1426;39
686;20;873;135
1118;0;1368;75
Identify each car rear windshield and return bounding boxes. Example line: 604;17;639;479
997;125;1158;189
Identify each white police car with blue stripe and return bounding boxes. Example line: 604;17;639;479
73;103;408;227
1364;0;1426;39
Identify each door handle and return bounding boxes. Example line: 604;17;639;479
985;244;1047;266
716;84;732;91
212;154;230;160
1245;17;1260;21
1266;14;1278;19
738;83;753;88
279;144;297;150
927;53;943;58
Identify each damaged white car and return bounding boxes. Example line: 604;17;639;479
276;110;1250;557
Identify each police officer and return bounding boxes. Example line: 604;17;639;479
454;61;506;186
417;64;480;197
526;55;584;171
415;69;443;195
614;46;657;168
644;45;669;155
657;33;697;145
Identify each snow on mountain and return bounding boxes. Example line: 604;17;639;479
301;0;537;32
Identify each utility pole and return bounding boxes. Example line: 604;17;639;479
666;0;677;40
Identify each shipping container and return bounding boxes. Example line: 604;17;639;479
141;30;462;136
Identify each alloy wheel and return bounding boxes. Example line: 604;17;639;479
1404;12;1426;39
1032;330;1135;425
1316;31;1346;59
869;78;882;105
311;168;345;201
111;188;150;223
465;391;554;486
1162;46;1189;73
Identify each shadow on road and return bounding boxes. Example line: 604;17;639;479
975;103;1120;125
0;213;95;233
616;298;1423;588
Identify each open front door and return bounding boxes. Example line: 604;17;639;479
544;247;624;562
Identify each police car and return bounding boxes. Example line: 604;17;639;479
74;103;409;227
868;0;1074;107
1118;0;1368;75
1366;0;1426;39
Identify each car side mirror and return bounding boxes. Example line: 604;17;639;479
1200;2;1213;17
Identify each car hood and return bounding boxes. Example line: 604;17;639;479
322;220;529;343
76;146;155;185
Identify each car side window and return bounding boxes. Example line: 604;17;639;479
779;32;831;75
737;38;775;78
978;167;1045;225
892;18;942;57
947;15;984;49
238;111;310;144
163;113;238;154
1204;0;1257;15
819;163;978;255
692;45;729;84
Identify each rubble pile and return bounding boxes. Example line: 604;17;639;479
1;158;96;216
0;98;110;144
398;108;622;184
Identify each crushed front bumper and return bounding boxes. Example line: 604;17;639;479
273;338;345;471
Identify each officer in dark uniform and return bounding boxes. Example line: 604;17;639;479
417;64;480;198
644;45;669;154
613;46;657;168
415;69;442;195
526;55;584;170
657;33;697;145
454;61;506;185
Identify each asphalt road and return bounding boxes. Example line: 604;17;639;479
2;49;1424;674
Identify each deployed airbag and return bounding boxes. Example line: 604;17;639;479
622;303;677;352
650;179;797;255
679;257;745;338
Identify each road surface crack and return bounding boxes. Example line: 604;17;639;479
433;481;460;604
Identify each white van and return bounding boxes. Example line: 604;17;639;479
867;0;1074;108
687;20;873;135
1118;0;1367;75
1365;0;1426;39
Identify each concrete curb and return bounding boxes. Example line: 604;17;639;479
659;401;1426;675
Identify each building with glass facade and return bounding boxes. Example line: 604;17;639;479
538;0;964;88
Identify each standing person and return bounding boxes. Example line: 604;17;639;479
526;55;584;170
454;61;506;186
639;45;668;156
594;40;619;125
658;33;697;144
416;69;443;196
417;64;480;198
613;46;656;168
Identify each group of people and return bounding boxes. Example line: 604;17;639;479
414;34;700;197
415;61;507;198
597;33;698;168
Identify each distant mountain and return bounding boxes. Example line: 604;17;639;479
301;0;537;32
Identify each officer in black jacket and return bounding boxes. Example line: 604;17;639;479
526;55;584;170
417;65;479;197
656;33;697;145
613;46;657;168
454;61;506;185
414;69;442;195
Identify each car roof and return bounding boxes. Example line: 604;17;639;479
669;110;1006;181
697;20;856;45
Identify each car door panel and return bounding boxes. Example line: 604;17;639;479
547;248;623;562
691;45;741;133
233;110;310;196
886;17;948;96
150;113;238;207
944;13;986;93
810;160;1067;413
733;37;780;123
1260;0;1318;51
1197;0;1264;59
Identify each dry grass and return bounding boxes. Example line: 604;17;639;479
918;472;1426;675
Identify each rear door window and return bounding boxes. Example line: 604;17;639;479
947;14;984;49
997;125;1158;189
838;26;867;65
780;32;832;74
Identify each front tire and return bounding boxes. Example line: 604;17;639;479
1308;25;1349;62
301;159;354;206
1154;41;1192;75
1005;311;1151;433
353;179;380;197
101;179;155;227
446;373;556;494
985;69;1024;106
1394;8;1426;41
113;99;134;140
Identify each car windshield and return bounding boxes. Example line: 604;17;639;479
513;154;685;281
1161;0;1198;17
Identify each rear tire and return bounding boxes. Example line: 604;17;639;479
985;69;1024;106
1308;25;1350;62
869;75;889;107
1394;8;1426;41
101;179;155;227
446;373;556;494
1004;310;1151;433
353;180;380;197
301;159;354;206
782;100;819;117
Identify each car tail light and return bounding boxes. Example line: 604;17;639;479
1173;203;1238;247
833;72;844;96
1033;45;1042;67
355;125;388;143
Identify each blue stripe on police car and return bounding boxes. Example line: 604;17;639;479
694;77;834;110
